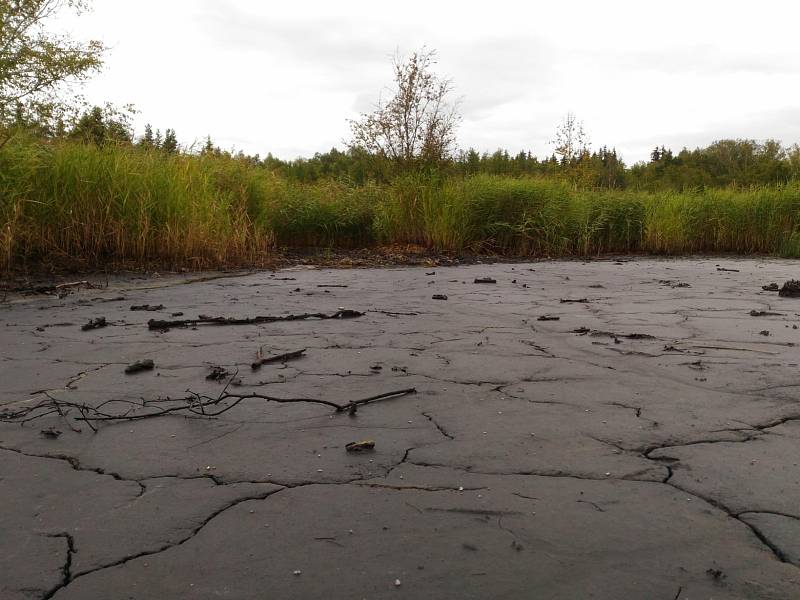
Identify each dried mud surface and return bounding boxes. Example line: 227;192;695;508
2;257;800;599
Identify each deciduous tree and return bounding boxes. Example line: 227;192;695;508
0;0;104;139
551;112;590;164
348;47;461;169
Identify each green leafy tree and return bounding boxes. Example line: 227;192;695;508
68;103;133;145
0;0;104;141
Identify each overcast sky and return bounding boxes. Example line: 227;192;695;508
60;0;800;163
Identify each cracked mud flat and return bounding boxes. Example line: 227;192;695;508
2;257;800;599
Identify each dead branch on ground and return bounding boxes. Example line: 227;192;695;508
0;381;417;432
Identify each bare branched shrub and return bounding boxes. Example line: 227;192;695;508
348;48;461;169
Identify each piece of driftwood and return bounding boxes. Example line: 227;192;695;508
346;440;375;452
148;309;363;331
251;348;306;370
130;304;164;311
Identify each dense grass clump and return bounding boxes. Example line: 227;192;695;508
0;140;275;269
2;139;800;272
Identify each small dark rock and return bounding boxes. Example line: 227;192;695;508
81;317;107;331
537;315;560;321
125;359;155;374
474;277;496;284
762;283;780;292
432;294;448;300
40;427;62;439
206;366;229;381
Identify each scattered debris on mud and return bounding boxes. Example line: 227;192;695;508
130;304;165;311
572;327;655;340
148;309;363;331
81;317;107;331
2;280;99;298
659;279;691;288
206;366;230;381
779;280;800;297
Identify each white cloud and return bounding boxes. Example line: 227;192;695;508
58;0;800;162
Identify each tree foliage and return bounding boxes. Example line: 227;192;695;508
0;0;104;133
68;104;132;145
348;48;461;170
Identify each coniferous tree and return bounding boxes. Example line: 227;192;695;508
139;123;155;148
201;135;215;155
162;128;178;153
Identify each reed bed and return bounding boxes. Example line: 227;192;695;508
2;140;799;272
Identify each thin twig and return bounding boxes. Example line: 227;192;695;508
251;349;306;370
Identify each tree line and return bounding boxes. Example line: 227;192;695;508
2;1;798;191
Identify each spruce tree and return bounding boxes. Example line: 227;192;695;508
162;128;178;153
